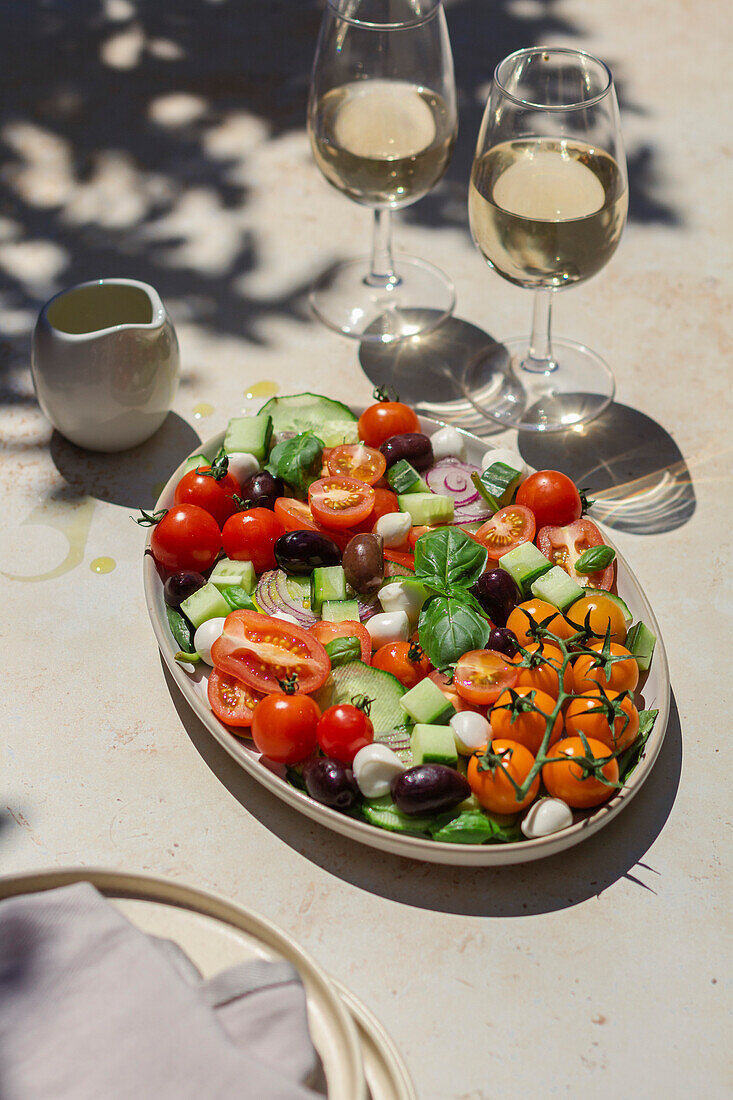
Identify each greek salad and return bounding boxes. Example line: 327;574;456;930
144;391;658;846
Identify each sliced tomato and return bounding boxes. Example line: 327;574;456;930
308;476;375;530
408;525;435;549
211;610;331;695
453;649;519;705
326;444;386;486
309;619;372;664
273;497;351;551
475;505;536;560
428;670;484;714
383;548;415;571
207;668;263;729
536;518;614;590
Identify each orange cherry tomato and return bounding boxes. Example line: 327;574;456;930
453;650;518;706
207;669;263;729
489;686;563;755
505;598;575;646
565;593;628;645
511;640;571;698
309;619;372;664
571;641;639;695
357;400;421;449
467;739;540;814
372;640;432;688
564;689;640;752
475;505;536;560
327;443;386;486
542;735;619;808
308;476;375;530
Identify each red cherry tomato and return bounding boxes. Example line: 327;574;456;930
516;470;582;529
536;518;614;590
309;619;372;664
211;610;331;695
308;476;375;530
149;504;221;572
221;508;285;572
207;669;263;728
326;444;387;486
357;401;421;448
453;649;519;706
173;466;240;528
369;488;400;524
428;669;483;714
317;704;374;764
251;692;321;764
372;640;432;688
475;505;536;560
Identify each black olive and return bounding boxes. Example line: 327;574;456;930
274;530;341;575
391;764;470;816
240;470;284;510
379;432;434;471
342;532;384;594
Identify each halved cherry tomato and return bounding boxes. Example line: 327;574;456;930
489;686;563;755
428;670;482;714
516;470;582;529
317;703;374;764
327;443;386;486
383;548;415;571
505;599;575;646
511;640;571;698
572;641;639;695
250;692;320;764
475;505;536;560
467;739;540;814
542;735;619;808
149;504;221;573
273;497;351;551
207;668;263;729
369;487;400;523
174;465;241;528
211;610;331;695
564;689;639;752
309;619;372;664
357;400;420;448
221;508;285;573
536;518;614;590
308;476;375;530
453;650;518;706
372;640;432;689
565;593;627;645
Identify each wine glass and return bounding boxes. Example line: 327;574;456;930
307;0;458;343
467;47;628;431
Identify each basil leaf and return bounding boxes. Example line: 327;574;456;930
413;527;488;591
266;431;324;498
324;636;362;667
429;809;522;844
575;544;616;574
418;595;490;668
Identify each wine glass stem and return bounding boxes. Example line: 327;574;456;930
365;209;401;289
522;289;558;374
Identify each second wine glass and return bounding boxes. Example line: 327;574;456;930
308;0;458;344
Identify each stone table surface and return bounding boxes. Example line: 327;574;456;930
0;1;730;1097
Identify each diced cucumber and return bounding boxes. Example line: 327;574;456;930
315;662;411;759
311;565;347;613
411;724;459;767
223;414;273;462
387;460;429;494
209;558;256;592
531;565;585;612
221;585;257;612
499;542;552;596
259;393;359;447
397;492;454;526
360;796;434;835
180;582;231;628
400;676;455;725
474;461;521;510
626;621;656;671
181;453;209;476
321;599;360;623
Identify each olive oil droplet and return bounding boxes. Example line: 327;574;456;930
245;380;279;400
193;402;215;419
90;556;116;574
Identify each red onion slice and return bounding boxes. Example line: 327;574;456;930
424;459;493;522
255;569;317;627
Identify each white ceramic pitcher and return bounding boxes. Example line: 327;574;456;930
31;278;180;451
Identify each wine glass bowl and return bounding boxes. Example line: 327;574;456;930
307;0;458;343
467;47;628;431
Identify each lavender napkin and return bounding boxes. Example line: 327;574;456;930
0;882;326;1099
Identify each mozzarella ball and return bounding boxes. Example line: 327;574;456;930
430;425;466;461
374;511;412;548
365;610;410;649
520;797;573;838
225;451;260;484
352;743;406;798
449;711;491;755
193;617;227;665
480;447;528;479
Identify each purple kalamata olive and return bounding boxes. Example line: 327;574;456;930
240;470;284;510
379;432;434;471
274;530;341;575
488;627;519;657
342;532;384;595
302;757;359;811
164;570;206;607
471;568;521;626
391;764;470;816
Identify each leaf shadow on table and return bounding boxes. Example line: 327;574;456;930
164;661;683;918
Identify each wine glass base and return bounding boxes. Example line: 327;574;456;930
463;336;615;432
309;256;455;344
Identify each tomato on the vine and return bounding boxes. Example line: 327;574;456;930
571;641;639;695
221;508;285;572
475;505;536;560
308;476;375;529
565;593;628;645
505;598;575;646
489;686;562;755
208;669;263;728
467;739;540;814
357;399;420;449
372;640;432;688
536;518;614;590
516;470;582;529
511;641;571;698
326;444;386;486
453;650;518;706
149;504;221;573
542;736;619;808
317;703;374;764
211;610;330;695
173;465;240;528
564;688;639;752
250;692;321;764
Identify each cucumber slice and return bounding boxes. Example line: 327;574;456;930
181;453;209;476
321;599;360;623
314;661;411;759
259;393;359;447
397;492;454;526
360;796;434;835
387;460;429;494
411;724;459;767
499;542;552;596
400;677;455;725
180;582;231;628
531;566;585;612
626;621;656;671
224;414;273;462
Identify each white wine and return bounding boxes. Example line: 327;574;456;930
469;138;627;288
309;79;456;208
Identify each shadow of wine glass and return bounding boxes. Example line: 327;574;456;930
162;660;682;918
49;413;202;510
516;403;696;535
